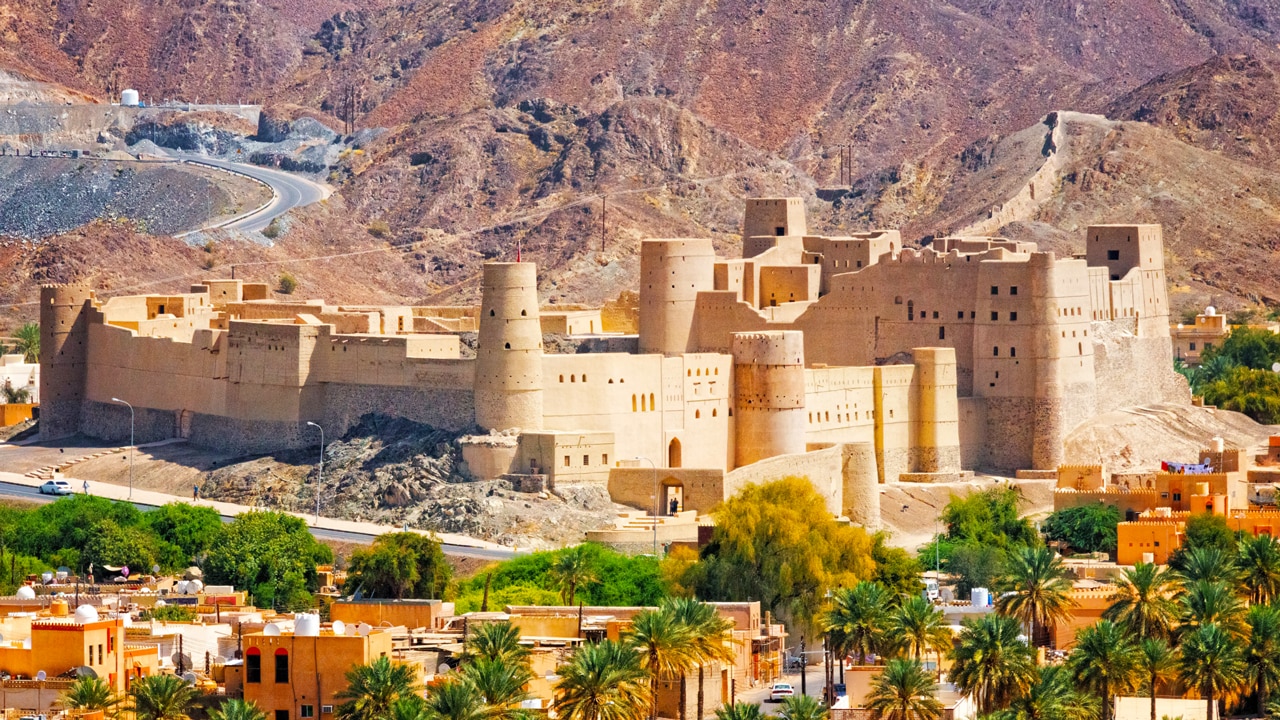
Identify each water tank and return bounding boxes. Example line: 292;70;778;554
15;586;35;600
295;613;320;637
74;605;100;623
263;623;282;637
1213;437;1225;453
41;572;53;584
189;579;203;594
50;599;69;617
176;580;190;595
971;587;991;607
1206;306;1217;316
121;89;140;107
1142;552;1155;564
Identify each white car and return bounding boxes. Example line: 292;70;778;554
768;683;795;702
38;480;72;496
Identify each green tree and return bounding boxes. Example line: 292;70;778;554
464;621;528;665
664;597;736;720
825;581;894;665
1176;546;1241;587
1201;366;1280;423
692;478;876;632
1247;604;1280;714
203;511;332;609
551;544;601;606
554;640;651;720
994;665;1099;720
941;486;1038;550
143;503;223;562
335;656;422;720
11;322;39;363
714;704;766;720
872;533;924;597
462;657;532;720
949;614;1036;715
82;518;164;576
1137;639;1178;720
1179;624;1247;720
864;658;942;720
943;543;1004;597
1202;326;1280;370
1239;534;1280;605
278;272;298;294
62;675;121;712
1180;514;1238;556
345;532;451;600
422;678;486;720
892;595;952;665
143;605;198;622
626;607;698;720
453;544;663;612
995;546;1075;646
1104;562;1179;642
1042;504;1121;554
1068;620;1141;720
1180;580;1247;639
388;696;431;720
12;494;143;566
128;673;198;720
778;694;827;720
209;699;268;720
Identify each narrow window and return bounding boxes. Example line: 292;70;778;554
650;393;655;409
932;311;939;319
990;311;998;321
695;410;701;419
939;327;946;340
275;649;289;683
632;395;637;412
1010;286;1018;295
712;408;718;417
570;374;576;382
583;455;590;466
993;347;999;357
990;286;998;295
246;649;261;683
1010;347;1017;358
602;454;608;465
907;300;914;321
564;455;570;467
1010;311;1018;321
559;375;564;383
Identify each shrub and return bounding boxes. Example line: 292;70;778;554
261;219;282;240
367;220;390;238
1042;504;1121;554
278;272;298;295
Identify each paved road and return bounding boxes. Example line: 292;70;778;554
0;476;516;561
174;154;330;233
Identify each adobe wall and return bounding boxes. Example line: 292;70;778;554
957;397;988;468
742;197;807;239
732;332;806;467
475;262;543;431
608;467;726;513
1091;332;1188;413
874;364;916;483
79;399;183;444
842;442;880;528
723;444;844;516
639;239;716;356
39;284;94;440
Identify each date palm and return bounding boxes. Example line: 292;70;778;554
995;665;1099;720
464;656;532;720
825;581;894;664
664;597;737;720
63;675;121;713
1103;562;1179;642
864;658;942;720
1177;546;1241;588
1137;639;1177;720
1246;604;1280;714
209;699;268;720
995;545;1075;646
1180;580;1247;639
626;607;699;720
128;674;198;720
715;703;766;720
552;545;601;606
1068;620;1141;720
1239;534;1280;605
1179;623;1246;720
893;595;952;667
336;655;423;720
464;621;529;665
555;640;652;720
949;614;1037;715
389;696;431;720
779;694;827;720
11;322;38;363
424;678;487;720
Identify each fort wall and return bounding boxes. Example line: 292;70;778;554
38;284;93;440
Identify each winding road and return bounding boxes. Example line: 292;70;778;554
173;154;331;234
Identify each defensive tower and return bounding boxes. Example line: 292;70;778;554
475;263;543;432
912;347;962;472
742;197;807;239
732;330;806;467
638;239;715;356
39;283;94;440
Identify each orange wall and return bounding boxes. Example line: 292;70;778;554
329;601;451;630
242;632;393;719
1117;522;1181;565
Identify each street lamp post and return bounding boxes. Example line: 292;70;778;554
111;398;134;500
634;456;657;556
306;422;324;523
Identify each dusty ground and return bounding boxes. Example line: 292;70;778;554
879;477;1056;553
1065;402;1271;472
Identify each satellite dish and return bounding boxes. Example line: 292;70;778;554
356;623;372;637
151;565;160;575
331;620;345;636
74;666;97;678
182;671;197;684
1272;362;1280;373
172;652;194;668
264;623;282;637
35;671;45;681
437;663;452;674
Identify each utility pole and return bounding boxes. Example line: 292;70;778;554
799;636;806;696
601;195;607;252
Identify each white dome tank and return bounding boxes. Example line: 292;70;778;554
1206;306;1217;316
74;605;100;623
176;581;190;594
264;623;282;637
15;586;35;600
189;580;203;594
294;613;320;637
121;89;140;107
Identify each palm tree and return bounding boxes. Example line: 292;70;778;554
1247;604;1280;714
715;703;766;720
465;621;530;665
1068;620;1141;720
389;696;431;720
63;675;121;713
778;694;827;720
554;640;652;720
1179;623;1247;720
1239;534;1280;605
551;545;601;606
893;595;952;668
1104;562;1179;641
335;656;422;720
1177;546;1241;588
209;699;268;720
664;597;737;720
994;666;1099;720
864;658;942;720
463;656;532;720
995;545;1075;646
1137;639;1177;720
11;322;38;363
626;608;699;720
423;678;487;720
825;581;894;665
128;674;198;720
1180;580;1247;638
949;614;1036;715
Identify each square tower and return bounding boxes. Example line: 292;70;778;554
1085;224;1164;280
743;198;807;239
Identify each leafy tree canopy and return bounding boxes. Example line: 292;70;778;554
345;532;452;600
454;543;663;613
203;511;332;610
1043;504;1121;554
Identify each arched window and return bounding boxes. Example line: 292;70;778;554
245;648;261;683
489;309;495;316
695;410;701;419
274;648;289;683
521;309;527;316
571;374;576;382
582;374;587;382
559;375;564;383
632;395;637;412
712;408;718;417
650;393;655;410
668;438;682;468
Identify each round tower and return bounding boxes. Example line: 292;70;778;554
732;330;805;467
639;239;716;356
39;283;94;440
842;442;881;529
475;263;544;432
912;347;961;473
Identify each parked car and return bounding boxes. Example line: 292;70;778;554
38;480;72;495
768;683;795;702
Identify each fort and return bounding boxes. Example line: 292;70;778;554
39;198;1187;526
